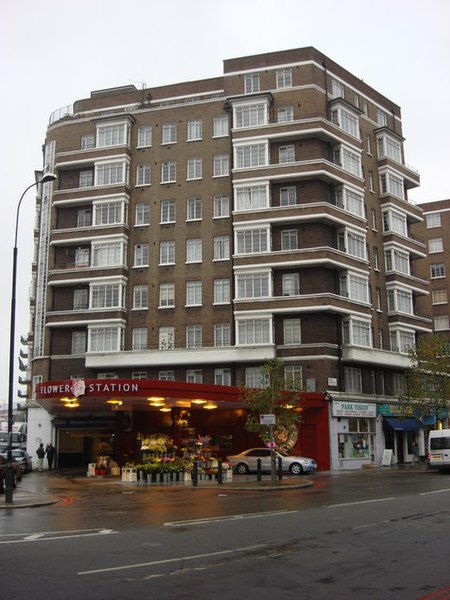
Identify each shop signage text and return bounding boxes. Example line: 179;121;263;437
332;401;376;418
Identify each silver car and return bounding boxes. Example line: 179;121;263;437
226;448;317;476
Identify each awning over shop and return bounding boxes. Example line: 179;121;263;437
383;417;422;432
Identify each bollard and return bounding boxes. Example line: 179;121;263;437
192;460;198;487
277;456;283;480
257;458;262;482
217;459;223;484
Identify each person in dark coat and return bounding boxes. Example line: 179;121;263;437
46;443;56;470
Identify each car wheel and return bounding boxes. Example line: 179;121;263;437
289;462;304;476
235;462;249;474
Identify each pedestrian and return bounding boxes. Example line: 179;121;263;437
46;443;56;470
411;440;419;465
36;443;45;471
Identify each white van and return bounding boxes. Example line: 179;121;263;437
428;429;450;472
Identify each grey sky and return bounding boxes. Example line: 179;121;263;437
1;0;449;409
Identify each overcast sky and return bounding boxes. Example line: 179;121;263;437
0;0;449;411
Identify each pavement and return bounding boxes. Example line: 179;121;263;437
0;462;432;509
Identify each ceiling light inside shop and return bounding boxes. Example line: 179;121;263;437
203;403;217;410
106;399;123;405
148;397;165;403
191;399;207;405
160;407;172;412
64;401;79;408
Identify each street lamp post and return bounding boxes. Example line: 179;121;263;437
4;172;57;504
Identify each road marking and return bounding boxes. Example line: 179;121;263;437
419;488;450;496
78;544;266;575
164;509;298;527
323;497;396;508
0;528;117;545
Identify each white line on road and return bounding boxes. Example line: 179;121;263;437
419;488;450;496
0;529;117;545
78;544;266;575
323;497;396;508
164;509;298;527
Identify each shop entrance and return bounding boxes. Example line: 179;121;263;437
57;429;114;468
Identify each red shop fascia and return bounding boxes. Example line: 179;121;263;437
36;379;331;470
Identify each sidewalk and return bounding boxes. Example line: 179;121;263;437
0;462;432;509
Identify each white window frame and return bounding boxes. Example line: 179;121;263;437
214;367;231;385
282;273;299;296
213;194;230;218
280;186;297;207
161;161;176;183
136;164;151;186
430;263;445;279
159;327;174;350
434;316;450;331
135;203;150;226
90;282;123;309
213;236;230;260
186;238;202;263
335;187;364;218
134;243;149;267
213;279;230;304
96;122;129;148
137;126;152;148
187;157;202;180
426;213;441;228
159;240;175;265
276;68;292;88
88;325;123;352
237;317;272;346
380;170;404;200
132;328;147;351
244;72;260;94
236;272;270;299
234;184;269;211
213;115;229;137
159;283;175;308
186;325;202;348
213;154;229;177
162;122;177;144
133;285;148;309
236;227;269;255
281;229;298;251
186;197;202;221
428;238;443;254
432;289;448;305
234;103;268;128
334;145;361;177
277;106;294;123
187;120;202;141
160;200;176;223
214;324;231;348
92;240;126;268
279;145;295;164
71;331;87;354
95;160;129;186
186;281;202;306
283;318;301;345
235;143;268;169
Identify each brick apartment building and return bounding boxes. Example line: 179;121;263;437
23;47;433;470
413;200;450;338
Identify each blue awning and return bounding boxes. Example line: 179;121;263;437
383;417;422;432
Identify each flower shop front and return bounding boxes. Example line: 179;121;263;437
35;379;330;473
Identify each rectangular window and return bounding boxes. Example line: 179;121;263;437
159;370;175;381
137;126;152;147
79;170;94;188
214;279;230;304
159;283;175;308
236;273;270;299
161;161;176;183
186;325;202;349
276;68;292;88
338;229;366;259
93;202;124;226
334;146;361;176
213;115;229;137
160;241;175;265
186;370;203;384
377;109;388;126
244;73;260;94
385;249;410;275
161;200;176;223
213;194;230;218
77;208;92;228
235;144;267;168
214;324;231;347
91;283;122;309
73;289;88;310
428;238;443;253
283;319;301;345
335;187;364;217
135;203;150;226
132;328;147;351
75;247;89;268
282;273;299;296
277;106;294;123
280;186;297;206
432;289;448;305
186;238;202;263
134;243;149;266
71;331;87;354
431;263;445;278
97;123;128;147
390;329;415;353
245;367;266;389
235;104;267;128
133;285;148;309
237;319;271;345
186;197;202;220
281;229;298;251
213;236;230;260
332;78;344;98
187;157;202;180
344;367;362;393
426;213;441;228
380;172;404;199
284;366;302;390
136;164;151;186
186;281;202;306
92;242;124;267
377;135;401;162
279;145;295;164
89;326;122;352
213;155;229;177
162;122;177;144
132;371;148;380
331;108;358;138
159;327;174;350
187;119;202;141
96;161;128;186
235;186;268;211
434;316;450;331
236;229;268;254
340;273;369;303
383;209;407;236
81;134;95;150
214;368;231;385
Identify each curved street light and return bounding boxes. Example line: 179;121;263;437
4;172;57;504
